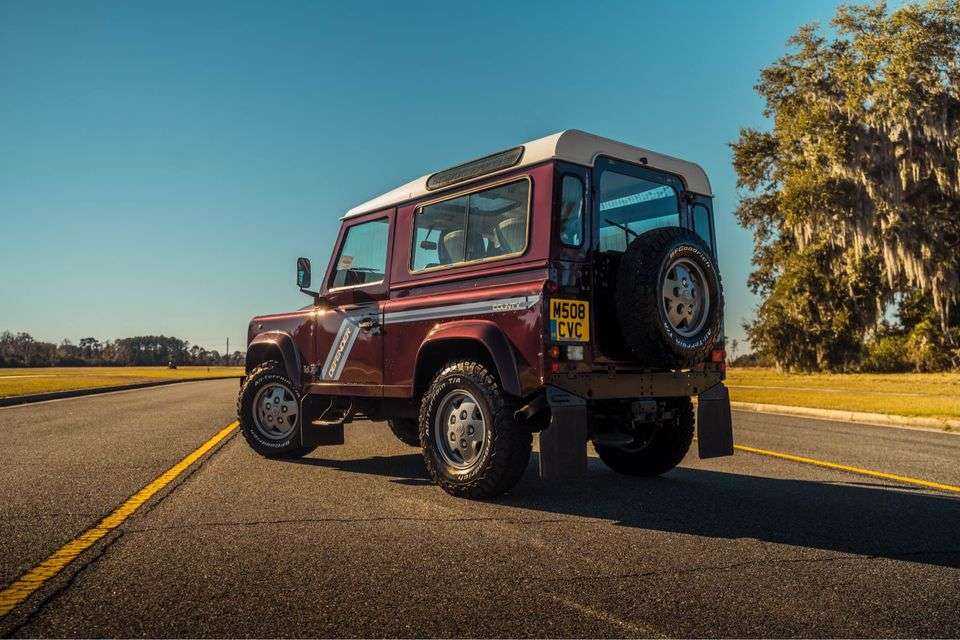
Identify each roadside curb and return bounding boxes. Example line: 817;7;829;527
731;401;959;433
0;376;243;407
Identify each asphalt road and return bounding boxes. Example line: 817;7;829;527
1;379;958;637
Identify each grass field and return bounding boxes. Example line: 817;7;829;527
4;365;957;422
727;367;960;420
0;366;244;398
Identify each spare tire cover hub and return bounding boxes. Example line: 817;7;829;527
661;258;710;337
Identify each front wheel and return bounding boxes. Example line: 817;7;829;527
594;398;694;476
420;361;531;499
238;361;316;459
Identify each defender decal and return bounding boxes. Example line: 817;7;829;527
318;312;369;381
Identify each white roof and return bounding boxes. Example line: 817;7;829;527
344;129;712;219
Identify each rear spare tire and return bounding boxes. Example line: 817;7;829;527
616;227;722;368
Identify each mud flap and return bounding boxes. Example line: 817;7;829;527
299;396;346;448
538;386;588;480
697;382;734;458
300;421;345;448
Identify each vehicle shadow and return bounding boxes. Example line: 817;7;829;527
290;451;960;569
287;452;433;485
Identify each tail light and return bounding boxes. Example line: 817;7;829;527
710;348;726;373
543;279;559;295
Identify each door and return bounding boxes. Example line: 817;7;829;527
312;214;391;395
590;156;686;364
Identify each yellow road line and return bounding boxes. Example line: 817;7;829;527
735;444;960;494
0;421;239;618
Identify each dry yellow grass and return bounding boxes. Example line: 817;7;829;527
0;366;243;398
726;367;960;419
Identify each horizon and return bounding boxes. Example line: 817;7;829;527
1;0;867;353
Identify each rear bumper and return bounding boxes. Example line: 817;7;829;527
537;374;734;480
547;368;724;399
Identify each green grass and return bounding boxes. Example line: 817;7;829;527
726;367;960;420
0;366;244;398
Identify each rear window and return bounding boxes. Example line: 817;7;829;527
411;179;530;271
598;170;679;252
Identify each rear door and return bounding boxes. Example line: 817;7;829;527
590;156;686;364
313;212;392;395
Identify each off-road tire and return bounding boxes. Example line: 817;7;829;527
419;361;532;499
594;398;694;476
238;360;316;459
387;418;421;447
616;227;722;368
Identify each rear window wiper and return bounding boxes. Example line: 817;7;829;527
605;219;639;240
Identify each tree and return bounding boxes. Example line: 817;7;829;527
732;0;960;370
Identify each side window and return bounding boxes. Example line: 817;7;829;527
559;174;584;247
692;203;713;249
330;218;389;289
598;170;679;252
412;196;468;270
411;179;530;271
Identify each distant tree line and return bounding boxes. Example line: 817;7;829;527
732;1;960;372
0;332;244;367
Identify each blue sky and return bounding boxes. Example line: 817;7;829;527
1;0;854;355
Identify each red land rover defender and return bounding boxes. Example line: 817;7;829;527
239;130;733;499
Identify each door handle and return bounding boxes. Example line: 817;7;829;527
357;318;380;332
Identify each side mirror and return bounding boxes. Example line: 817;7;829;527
297;258;310;289
296;257;312;289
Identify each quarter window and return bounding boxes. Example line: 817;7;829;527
330;218;389;289
559;175;584;247
411;179;530;271
598;170;679;252
693;203;713;249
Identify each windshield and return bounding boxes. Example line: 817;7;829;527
598;170;680;252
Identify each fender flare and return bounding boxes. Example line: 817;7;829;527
417;320;522;397
245;331;303;389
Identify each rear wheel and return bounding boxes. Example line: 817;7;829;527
594;398;694;476
420;361;531;499
238;361;316;459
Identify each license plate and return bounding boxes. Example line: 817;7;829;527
549;298;590;342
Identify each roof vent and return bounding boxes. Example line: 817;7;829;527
426;146;524;191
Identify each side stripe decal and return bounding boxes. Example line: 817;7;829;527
382;294;540;325
317;294;541;381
